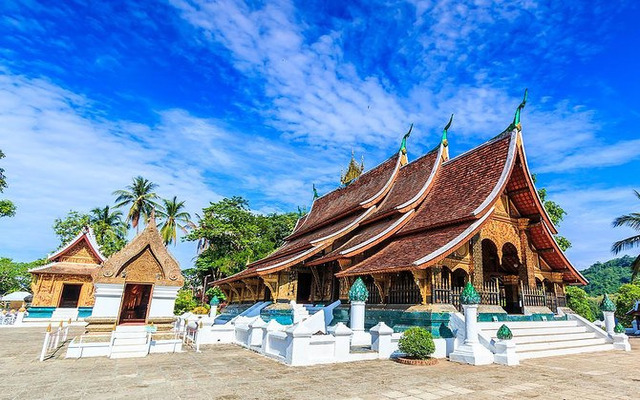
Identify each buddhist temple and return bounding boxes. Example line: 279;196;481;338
28;227;104;320
214;98;587;320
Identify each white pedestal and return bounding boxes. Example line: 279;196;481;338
612;333;631;351
449;304;493;365
494;339;519;366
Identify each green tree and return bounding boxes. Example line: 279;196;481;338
565;286;595;321
53;210;127;257
533;176;571;251
615;283;640;326
582;255;634;296
0;258;46;295
174;288;198;315
0;149;16;218
185;197;300;281
157;196;192;246
611;190;640;281
89;206;129;257
113;176;159;233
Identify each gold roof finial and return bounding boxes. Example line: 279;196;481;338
340;149;364;185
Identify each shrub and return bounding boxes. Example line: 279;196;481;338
205;286;227;303
191;306;210;315
174;289;197;315
398;327;435;360
615;283;640;326
565;286;595;321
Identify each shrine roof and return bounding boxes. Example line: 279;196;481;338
48;226;105;263
368;145;441;220
29;262;98;276
398;131;516;235
336;216;486;277
289;153;401;237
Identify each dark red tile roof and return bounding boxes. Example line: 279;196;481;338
336;219;478;277
369;147;440;220
290;153;400;237
399;132;514;235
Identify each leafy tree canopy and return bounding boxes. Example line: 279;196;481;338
53;209;128;257
581;255;634;296
615;283;640;327
185;196;302;281
565;286;595;321
0;258;46;295
532;175;570;251
0;149;16;218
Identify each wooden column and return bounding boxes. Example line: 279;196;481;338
517;218;536;288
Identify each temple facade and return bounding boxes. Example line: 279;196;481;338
29;227;104;320
214;115;586;317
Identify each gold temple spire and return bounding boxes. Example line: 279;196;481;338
340;150;364;185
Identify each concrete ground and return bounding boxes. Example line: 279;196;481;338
1;327;638;400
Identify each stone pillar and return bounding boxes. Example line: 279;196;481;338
470;235;484;289
285;323;313;366
349;277;370;346
333;323;353;361
449;282;494;365
248;317;267;347
370;322;394;359
600;294;616;336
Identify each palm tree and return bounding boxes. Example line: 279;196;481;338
612;190;640;281
113;176;159;233
89;205;123;227
157;196;192;246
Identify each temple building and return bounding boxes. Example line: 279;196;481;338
29;227;104;320
214;100;586;318
28;215;183;332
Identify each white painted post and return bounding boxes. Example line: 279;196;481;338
370;322;394;359
249;318;267;348
39;330;51;361
54;323;62;348
349;301;365;333
15;311;25;325
449;283;494;365
333;323;353;361
285;324;313;366
463;304;479;344
348;278;369;346
603;311;616;336
494;340;519;366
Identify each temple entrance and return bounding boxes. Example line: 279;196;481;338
296;273;312;303
118;283;153;324
58;284;82;308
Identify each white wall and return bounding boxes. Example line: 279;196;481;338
148;285;180;318
92;284;124;318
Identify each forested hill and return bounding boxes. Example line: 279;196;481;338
581;255;634;296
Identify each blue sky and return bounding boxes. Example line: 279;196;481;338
0;0;639;271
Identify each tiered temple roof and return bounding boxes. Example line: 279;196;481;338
216;124;586;286
30;227;105;276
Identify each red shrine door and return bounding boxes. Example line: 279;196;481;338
118;283;153;324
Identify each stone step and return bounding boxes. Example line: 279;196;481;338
516;337;608;352
115;325;147;333
503;326;589;336
518;343;616;360
112;331;148;339
491;332;599;344
110;343;149;353
478;320;579;330
113;337;148;346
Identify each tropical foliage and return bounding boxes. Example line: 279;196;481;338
581;256;634;296
565;286;595;322
533;175;570;251
185;196;302;281
174;289;198;314
398;327;436;360
156;196;192;246
0;258;45;295
615;283;640;326
53;209;128;257
611;190;640;281
113;176;159;233
0;149;16;218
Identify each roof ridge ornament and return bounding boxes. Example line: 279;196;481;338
312;184;319;200
340;149;365;186
399;124;413;166
508;89;528;132
441;114;453;161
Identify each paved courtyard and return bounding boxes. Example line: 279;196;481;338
0;327;638;400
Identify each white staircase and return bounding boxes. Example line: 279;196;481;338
479;319;615;360
51;308;79;322
109;326;150;359
291;302;310;323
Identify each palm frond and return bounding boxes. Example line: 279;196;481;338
611;234;640;254
612;213;640;230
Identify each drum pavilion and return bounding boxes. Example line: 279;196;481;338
214;102;587;317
